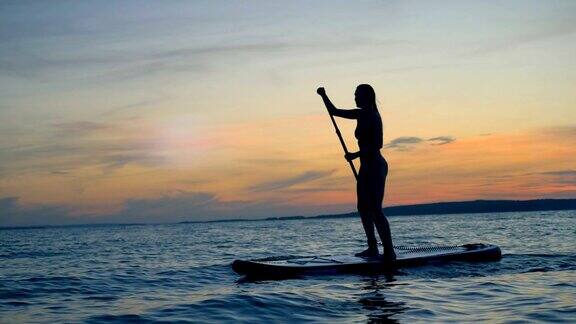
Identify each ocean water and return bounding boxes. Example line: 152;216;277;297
1;211;575;323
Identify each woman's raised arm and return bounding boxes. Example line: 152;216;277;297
317;87;360;119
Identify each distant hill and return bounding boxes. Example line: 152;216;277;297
312;199;576;220
184;198;576;224
385;199;576;216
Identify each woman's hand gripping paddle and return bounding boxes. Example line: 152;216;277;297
317;87;358;181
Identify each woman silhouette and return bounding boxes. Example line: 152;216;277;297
317;85;395;260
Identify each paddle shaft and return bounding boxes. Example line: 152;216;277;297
326;111;358;180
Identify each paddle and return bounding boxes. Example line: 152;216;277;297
318;88;358;180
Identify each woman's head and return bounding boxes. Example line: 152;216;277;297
355;84;377;111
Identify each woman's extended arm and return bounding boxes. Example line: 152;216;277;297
317;87;360;119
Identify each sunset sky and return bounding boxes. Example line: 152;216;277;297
1;1;575;226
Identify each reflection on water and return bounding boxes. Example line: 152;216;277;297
358;277;408;323
1;211;575;322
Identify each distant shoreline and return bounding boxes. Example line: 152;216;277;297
187;198;576;224
2;198;575;229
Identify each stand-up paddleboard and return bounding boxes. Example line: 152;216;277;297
232;243;501;278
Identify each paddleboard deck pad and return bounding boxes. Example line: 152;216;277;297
232;243;501;278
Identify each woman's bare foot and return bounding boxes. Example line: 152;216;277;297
355;247;379;258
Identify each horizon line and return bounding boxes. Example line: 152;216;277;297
2;197;575;230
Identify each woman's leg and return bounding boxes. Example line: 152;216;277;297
358;210;378;253
356;171;379;257
372;211;396;260
373;158;395;260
